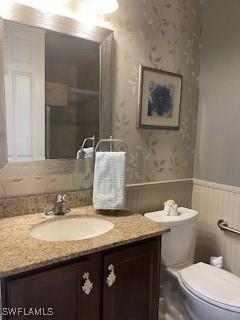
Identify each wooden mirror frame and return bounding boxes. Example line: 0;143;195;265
0;3;113;172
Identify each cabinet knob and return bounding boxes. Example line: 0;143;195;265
82;272;93;295
106;264;116;287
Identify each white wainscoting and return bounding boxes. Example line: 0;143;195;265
192;179;240;277
127;179;193;213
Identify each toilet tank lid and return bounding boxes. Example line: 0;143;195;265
180;262;240;312
144;207;198;226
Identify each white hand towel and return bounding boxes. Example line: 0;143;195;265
93;151;126;210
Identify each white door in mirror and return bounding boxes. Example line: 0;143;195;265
4;21;45;161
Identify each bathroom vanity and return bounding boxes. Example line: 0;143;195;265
0;206;169;320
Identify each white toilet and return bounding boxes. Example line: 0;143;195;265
145;207;240;320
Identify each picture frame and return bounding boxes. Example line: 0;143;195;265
137;65;182;130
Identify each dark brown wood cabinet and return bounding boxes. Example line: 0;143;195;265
2;255;102;320
2;238;161;320
103;238;160;320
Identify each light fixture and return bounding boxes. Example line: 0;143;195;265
80;0;119;16
12;0;70;15
0;0;119;26
0;0;15;15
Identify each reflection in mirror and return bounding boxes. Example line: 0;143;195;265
4;21;100;161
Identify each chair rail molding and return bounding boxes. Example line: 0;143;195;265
193;179;240;194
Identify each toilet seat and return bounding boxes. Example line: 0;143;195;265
179;262;240;313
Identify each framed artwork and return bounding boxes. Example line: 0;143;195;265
137;65;182;129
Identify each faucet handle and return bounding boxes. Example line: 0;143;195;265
46;194;70;216
56;193;67;203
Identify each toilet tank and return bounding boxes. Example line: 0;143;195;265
145;208;198;267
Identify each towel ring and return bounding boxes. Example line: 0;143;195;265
76;134;96;159
95;136;128;153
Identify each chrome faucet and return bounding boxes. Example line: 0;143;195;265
46;194;71;216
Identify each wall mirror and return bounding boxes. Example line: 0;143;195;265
0;3;113;169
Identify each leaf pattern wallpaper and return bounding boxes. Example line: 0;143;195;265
100;0;201;183
0;0;200;197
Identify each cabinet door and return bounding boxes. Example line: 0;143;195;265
103;238;161;320
2;255;101;320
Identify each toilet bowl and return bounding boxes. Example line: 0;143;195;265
145;208;240;320
177;262;240;320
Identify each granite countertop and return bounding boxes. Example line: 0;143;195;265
0;206;169;278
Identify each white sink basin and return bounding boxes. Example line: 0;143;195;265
30;217;114;241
